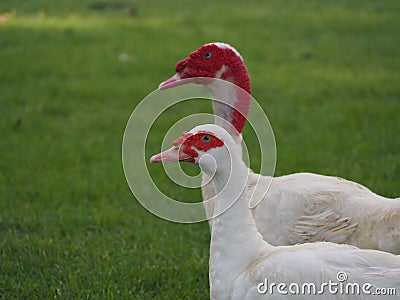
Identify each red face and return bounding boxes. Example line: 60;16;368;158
150;131;225;163
174;130;225;162
158;43;247;90
157;42;251;135
175;44;227;79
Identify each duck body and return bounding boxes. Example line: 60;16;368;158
250;172;400;253
151;124;400;299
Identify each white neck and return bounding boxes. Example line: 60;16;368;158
207;77;243;146
208;156;272;299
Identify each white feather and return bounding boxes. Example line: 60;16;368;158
192;124;400;300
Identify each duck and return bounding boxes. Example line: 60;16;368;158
158;42;400;254
150;124;400;299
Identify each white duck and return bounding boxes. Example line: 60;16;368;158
150;124;400;300
158;42;400;254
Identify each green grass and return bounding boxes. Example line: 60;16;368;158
0;0;399;298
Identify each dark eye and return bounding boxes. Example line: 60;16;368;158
201;134;211;143
204;51;212;59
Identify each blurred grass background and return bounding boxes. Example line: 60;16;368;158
0;0;399;298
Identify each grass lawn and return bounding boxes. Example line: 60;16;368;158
0;0;399;298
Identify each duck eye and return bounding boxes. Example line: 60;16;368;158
204;51;212;59
201;134;211;143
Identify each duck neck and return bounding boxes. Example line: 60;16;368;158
208;157;271;297
207;64;251;145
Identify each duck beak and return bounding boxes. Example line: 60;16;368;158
158;73;185;90
150;146;193;163
158;73;212;90
159;57;192;90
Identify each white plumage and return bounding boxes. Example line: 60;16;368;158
159;42;400;254
152;124;400;299
248;172;400;252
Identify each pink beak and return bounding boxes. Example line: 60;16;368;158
158;73;214;90
158;73;201;90
158;74;183;90
150;146;193;163
159;57;191;90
